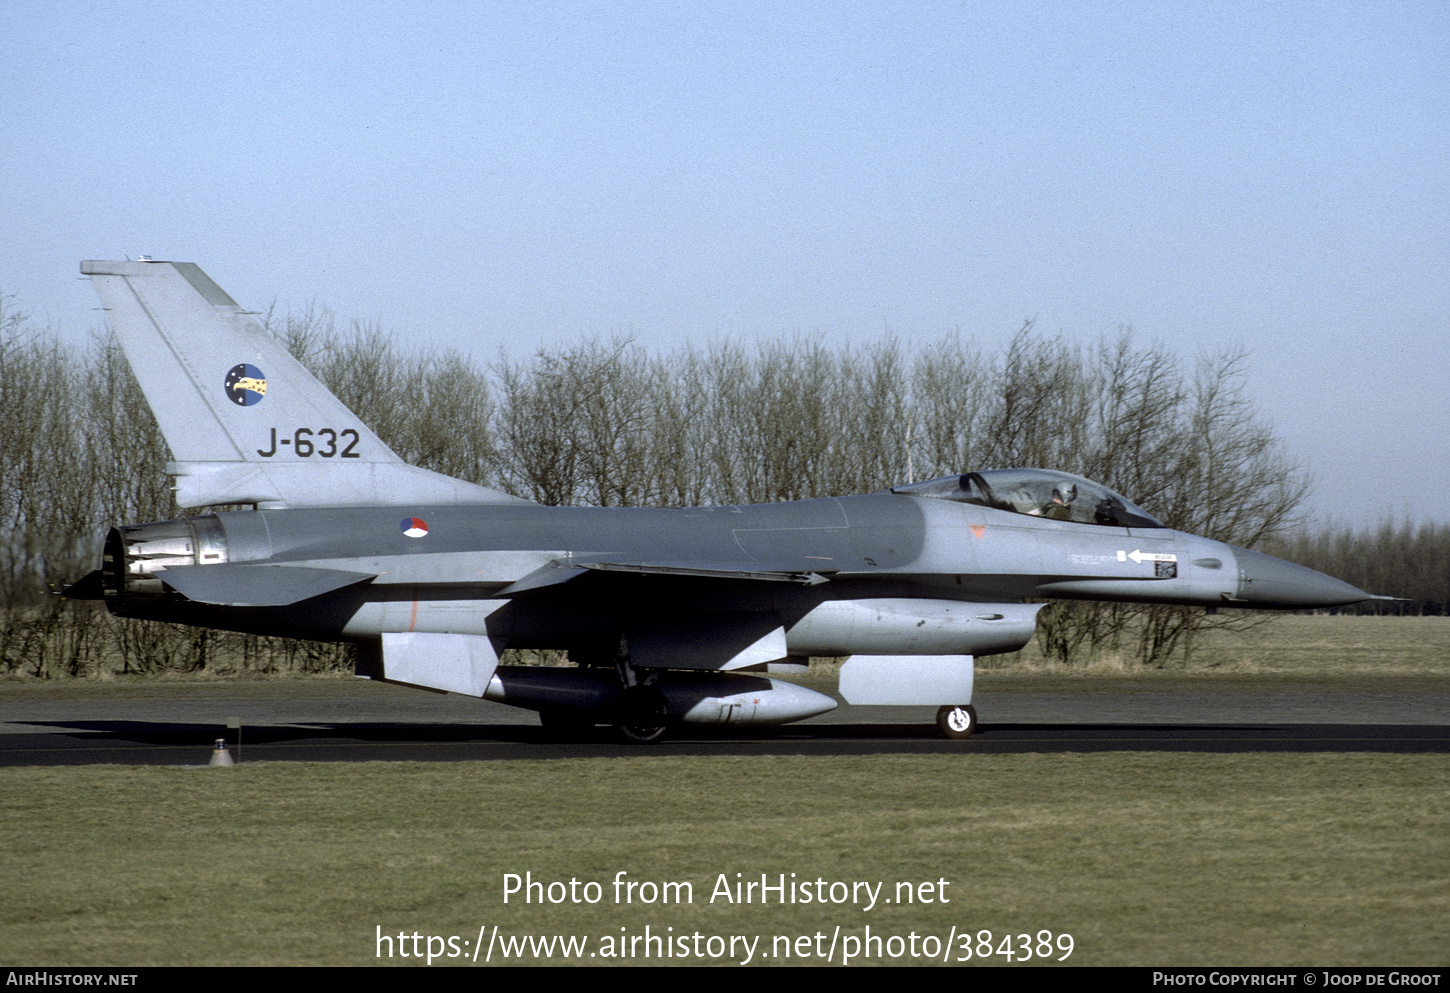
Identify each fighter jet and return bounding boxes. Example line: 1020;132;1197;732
65;260;1379;741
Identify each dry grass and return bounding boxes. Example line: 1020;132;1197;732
979;614;1450;678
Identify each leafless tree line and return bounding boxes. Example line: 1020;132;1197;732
1267;521;1450;616
6;294;1394;676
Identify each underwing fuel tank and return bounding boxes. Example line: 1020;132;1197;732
483;667;838;726
787;600;1042;657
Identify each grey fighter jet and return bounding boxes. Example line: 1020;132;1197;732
66;260;1379;741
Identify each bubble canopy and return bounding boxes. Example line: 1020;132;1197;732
892;469;1166;529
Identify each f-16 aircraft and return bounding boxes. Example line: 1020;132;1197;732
66;260;1379;741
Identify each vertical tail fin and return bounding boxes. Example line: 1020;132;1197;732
82;260;526;509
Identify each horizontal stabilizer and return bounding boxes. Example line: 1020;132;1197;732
158;564;375;606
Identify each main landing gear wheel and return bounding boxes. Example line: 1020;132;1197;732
614;686;670;745
937;704;978;740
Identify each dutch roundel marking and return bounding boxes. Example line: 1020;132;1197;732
401;517;429;538
224;363;267;406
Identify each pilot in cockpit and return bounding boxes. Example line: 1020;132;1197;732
1039;483;1078;520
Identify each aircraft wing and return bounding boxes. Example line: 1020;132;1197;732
493;558;833;597
579;560;833;584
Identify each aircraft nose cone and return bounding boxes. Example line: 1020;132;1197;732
1234;548;1372;608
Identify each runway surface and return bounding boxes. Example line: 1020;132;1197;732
2;678;1446;764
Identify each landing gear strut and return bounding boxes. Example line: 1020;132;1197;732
936;704;977;740
613;636;670;744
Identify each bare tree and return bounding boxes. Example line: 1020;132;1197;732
909;334;993;482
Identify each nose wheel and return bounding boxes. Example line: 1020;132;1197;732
936;704;977;740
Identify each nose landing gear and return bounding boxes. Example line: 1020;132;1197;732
936;704;978;740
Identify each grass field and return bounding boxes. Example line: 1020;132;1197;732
1;615;1446;968
981;613;1450;677
1;755;1445;967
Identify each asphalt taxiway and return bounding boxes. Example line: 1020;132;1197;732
1;677;1445;764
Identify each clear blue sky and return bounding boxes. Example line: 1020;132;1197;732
4;1;1446;524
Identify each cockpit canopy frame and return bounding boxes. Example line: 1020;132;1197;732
892;468;1166;529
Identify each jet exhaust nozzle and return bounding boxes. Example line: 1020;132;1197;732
100;516;230;606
